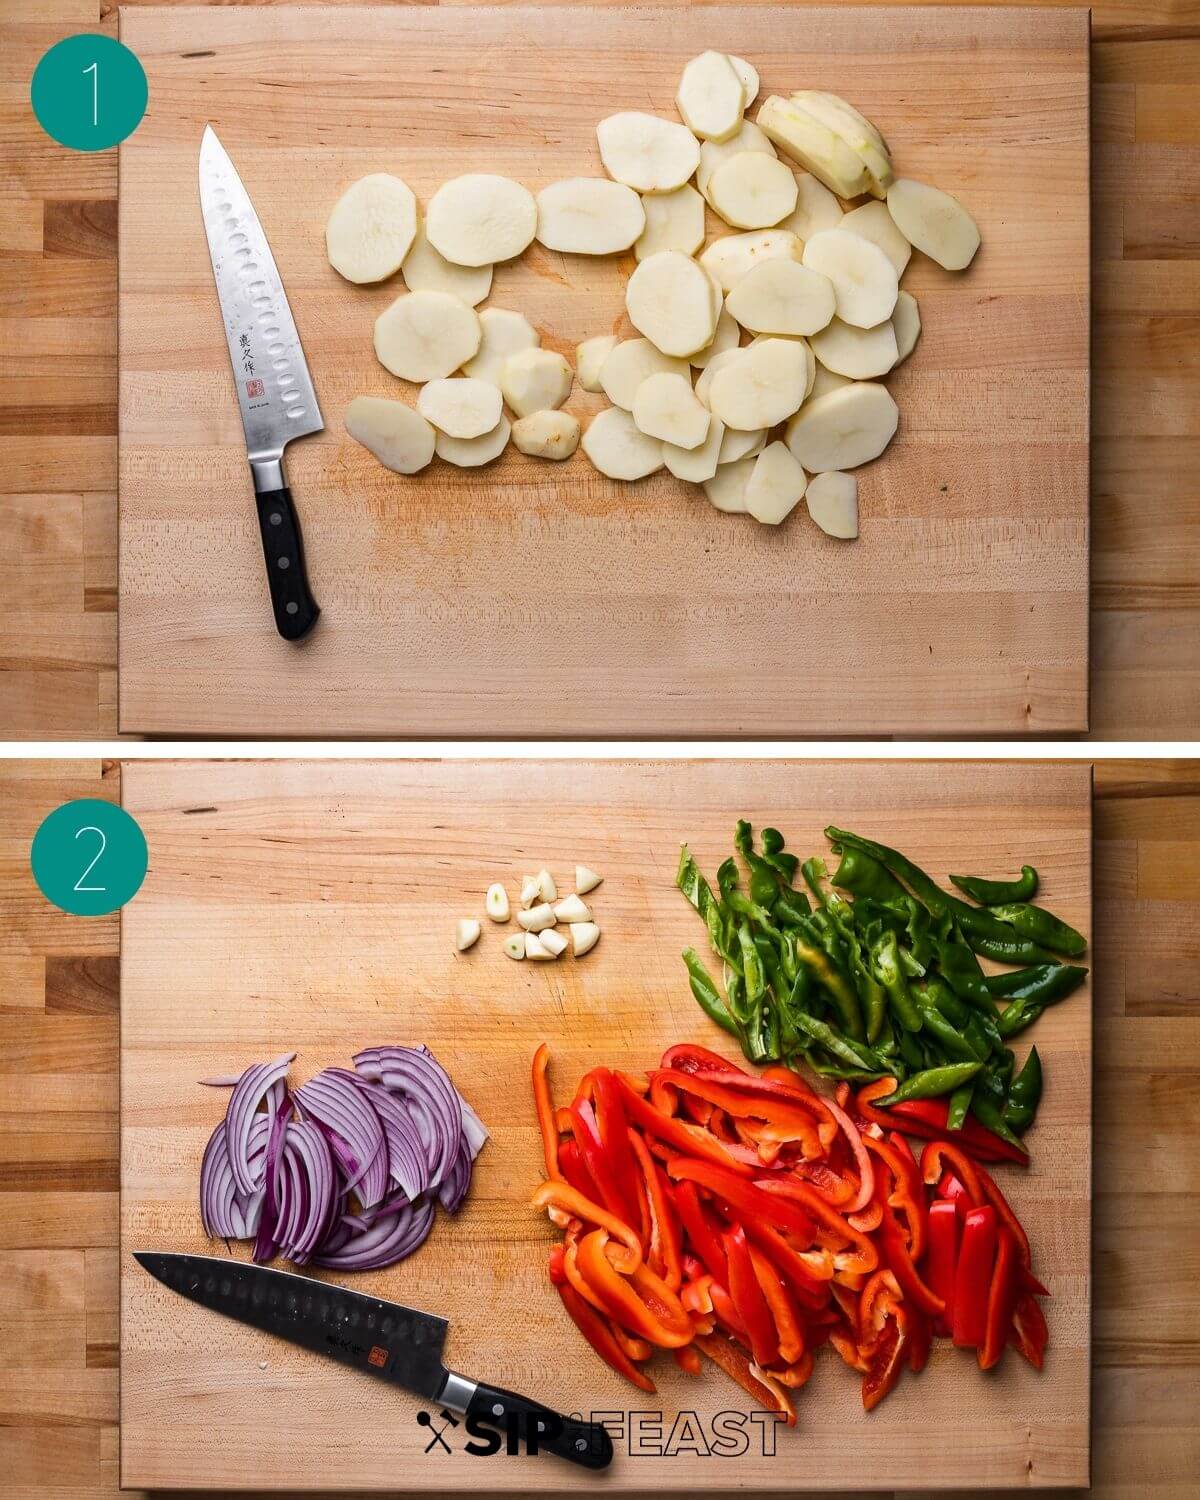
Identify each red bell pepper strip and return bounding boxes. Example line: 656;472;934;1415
856;1080;1027;1164
861;1311;907;1411
972;1158;1033;1268
878;1197;944;1318
673;1343;703;1375
611;1324;654;1364
547;1243;566;1285
952;1205;998;1349
616;1075;757;1174
590;1067;641;1225
864;1133;927;1261
925;1199;960;1338
570;1098;635;1226
665;1157;818;1243
793;1158;860;1208
531;1043;562;1180
574;1229;693;1348
938;1166;1049;1304
1009;1289;1049;1369
742;1217;834;1309
858;1267;903;1352
831;1328;869;1372
693;1333;796;1426
979;1226;1019;1370
530;1180;642;1273
766;1075;873;1211
629;1130;683;1290
920;1139;986;1209
848;1197;883;1233
556;1281;657;1393
907;1306;931;1372
723;1223;779;1367
753;1175;878;1275
671;1180;728;1285
649;1069;826;1160
557;1139;599;1202
748;1243;805;1365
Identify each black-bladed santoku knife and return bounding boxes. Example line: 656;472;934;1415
199;126;321;641
134;1251;613;1471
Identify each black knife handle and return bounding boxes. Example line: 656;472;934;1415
253;485;320;641
465;1381;613;1470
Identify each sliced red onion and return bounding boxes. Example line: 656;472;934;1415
224;1053;295;1196
339;1074;429;1203
312;1198;435;1271
437;1136;472;1212
294;1069;388;1212
353;1045;463;1191
252;1095;293;1264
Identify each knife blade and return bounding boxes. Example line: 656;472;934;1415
199;125;321;641
134;1252;613;1471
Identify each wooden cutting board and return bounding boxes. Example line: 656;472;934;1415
119;758;1092;1490
116;6;1090;737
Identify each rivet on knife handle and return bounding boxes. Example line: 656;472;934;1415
254;485;320;641
465;1380;614;1470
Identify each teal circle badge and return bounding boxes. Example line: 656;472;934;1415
31;799;148;916
31;34;147;152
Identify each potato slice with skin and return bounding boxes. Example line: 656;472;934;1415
745;440;808;525
718;424;765;464
810;317;898;379
806;469;859;538
677;50;744;141
581;406;664;480
463;307;539;386
632;371;710;449
891;290;922;364
500;348;573;417
778;171;843;239
791;91;893;193
697;119;776;194
802;228;898;329
709;337;808;430
426;174;536;266
810;363;851;400
512;410;581;459
577;334;619;392
597;112;700;193
326;174;417;284
690;305;740;370
700;229;803;293
417;377;503;438
402;222;492;307
841;199;911;275
600;338;689;409
435;415;510;467
727;259;836;336
727;55;759;108
785;381;898;471
703;454;756;513
663;415;725;481
695;345;745;408
374;291;481;382
345;396;435;474
636;184;706;261
707;153;799;230
625;251;718;357
886;178;980;271
535;178;645;255
756;96;870;198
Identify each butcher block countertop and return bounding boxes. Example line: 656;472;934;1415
1;0;1199;738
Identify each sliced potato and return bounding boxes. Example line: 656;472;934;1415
708;336;808;430
700;228;804;293
891;290;921;364
426;174;537;266
744;332;816;401
599;338;689;409
535;177;645;255
777;171;843;239
718;424;765;464
417;376;502;438
841;199;911;275
727;54;759;108
784;381;899;471
690;305;740;369
636;184;706;261
326;174;417;284
755;96;870;198
663;415;725;481
596;111;700;193
577;334;619;392
512;410;581;459
805;469;859;538
345;395;435;474
697;119;776;194
727;259;836;336
745;440;808;525
625;251;718;357
791;91;893;193
581;406;664;480
402;222;492;306
463;307;539;386
632;371;710;449
810;317;898;379
707;153;799;230
695;345;745;408
435;415;511;467
885;178;980;271
802;228;898;329
810;363;852;400
500;348;573;417
374;290;482;382
676;50;744;141
703;455;756;513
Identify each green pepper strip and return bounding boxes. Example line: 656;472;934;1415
735;820;789;908
877;1062;982;1105
1002;1047;1043;1135
968;1091;1027;1154
985;963;1088;1001
788;1011;888;1075
914;990;984;1062
682;947;739;1039
760;827;799;883
987;903;1087;958
945;1081;973;1131
949;865;1039;906
868;928;923;1033
830;845;909;905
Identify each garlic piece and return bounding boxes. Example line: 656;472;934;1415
536;869;558;902
485;883;510;922
525;932;555;960
520;874;541;907
571;923;601;957
503;934;526;961
517;902;556;932
455;919;481;952
553;894;592;924
540;928;569;957
575;865;603;894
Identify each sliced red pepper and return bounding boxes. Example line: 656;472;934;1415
952;1205;997;1349
920;1139;986;1208
793;1158;859;1208
979;1225;1019;1370
748;1243;805;1365
972;1158;1032;1267
547;1243;566;1286
556;1281;656;1393
754;1175;878;1276
861;1311;907;1411
531;1043;562;1180
925;1199;960;1338
671;1180;728;1285
722;1223;779;1367
864;1133;927;1261
907;1306;931;1372
557;1139;599;1202
590;1067;641;1224
530;1180;642;1273
1009;1289;1049;1369
649;1069;826;1159
665;1157;817;1243
673;1343;703;1375
616;1075;757;1174
831;1328;869;1372
570;1098;634;1225
742;1216;834;1309
855;1080;1027;1164
611;1324;654;1364
707;1279;748;1340
879;1197;944;1318
858;1267;902;1353
574;1229;693;1348
628;1130;683;1290
693;1332;796;1426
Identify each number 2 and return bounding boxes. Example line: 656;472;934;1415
73;825;107;892
83;60;98;127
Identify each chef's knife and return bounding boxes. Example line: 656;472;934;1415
199;126;321;641
134;1251;613;1471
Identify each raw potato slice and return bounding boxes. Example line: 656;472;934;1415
700;229;803;293
632;371;710;449
426;174;537;266
600;338;689;409
463;307;539;386
345;396;435;475
435;415;511;467
625;251;718;357
745;440;808;525
581;406;664;480
891;290;921;364
785;381;899;471
707;153;799;230
841;199;911;275
663;415;725;481
747;332;816;403
810;317;898;379
676;50;745;141
374;291;482;382
512;410;581;459
402;222;492;306
727;259;836;336
326;174;417;284
806;469;859;538
778;171;842;239
810;363;851;400
718;424;765;464
727;54;759;108
697;120;776;194
802;228;898;329
791;91;893;193
703;455;756;513
756;96;870;198
500;348;573;417
695;346;745;408
636;184;706;262
577;335;619;392
886;178;980;271
597;111;700;193
708;336;808;430
690;305;740;370
417;377;502;438
535;178;645;255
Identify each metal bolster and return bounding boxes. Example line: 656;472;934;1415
249;454;285;494
439;1370;477;1414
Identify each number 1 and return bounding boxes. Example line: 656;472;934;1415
73;825;107;892
83;60;98;127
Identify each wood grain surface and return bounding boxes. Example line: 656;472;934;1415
116;758;1092;1490
112;5;1090;737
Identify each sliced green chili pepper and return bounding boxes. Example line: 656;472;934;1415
761;827;799;883
789;928;864;1042
987;903;1088;958
946;1081;973;1131
682;948;738;1038
896;1024;926;1071
878;1061;982;1105
932;917;998;1011
735;820;788;908
924;974;972;1029
914;991;983;1062
994;966;1088;1038
968;1091;1027;1153
677;845;741;972
772;887;813;926
1003;1047;1043;1134
950;865;1039;905
830;844;909;905
789;1013;888;1075
868;927;923;1033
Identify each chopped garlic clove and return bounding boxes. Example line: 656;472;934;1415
485;883;510;922
525;932;555;960
517;902;556;932
540;928;569;957
571;923;601;957
554;894;592;924
575;865;603;894
520;874;540;907
536;869;558;902
455;919;481;952
503;934;526;960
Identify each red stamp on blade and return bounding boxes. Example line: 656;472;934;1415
245;378;265;398
368;1345;388;1368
